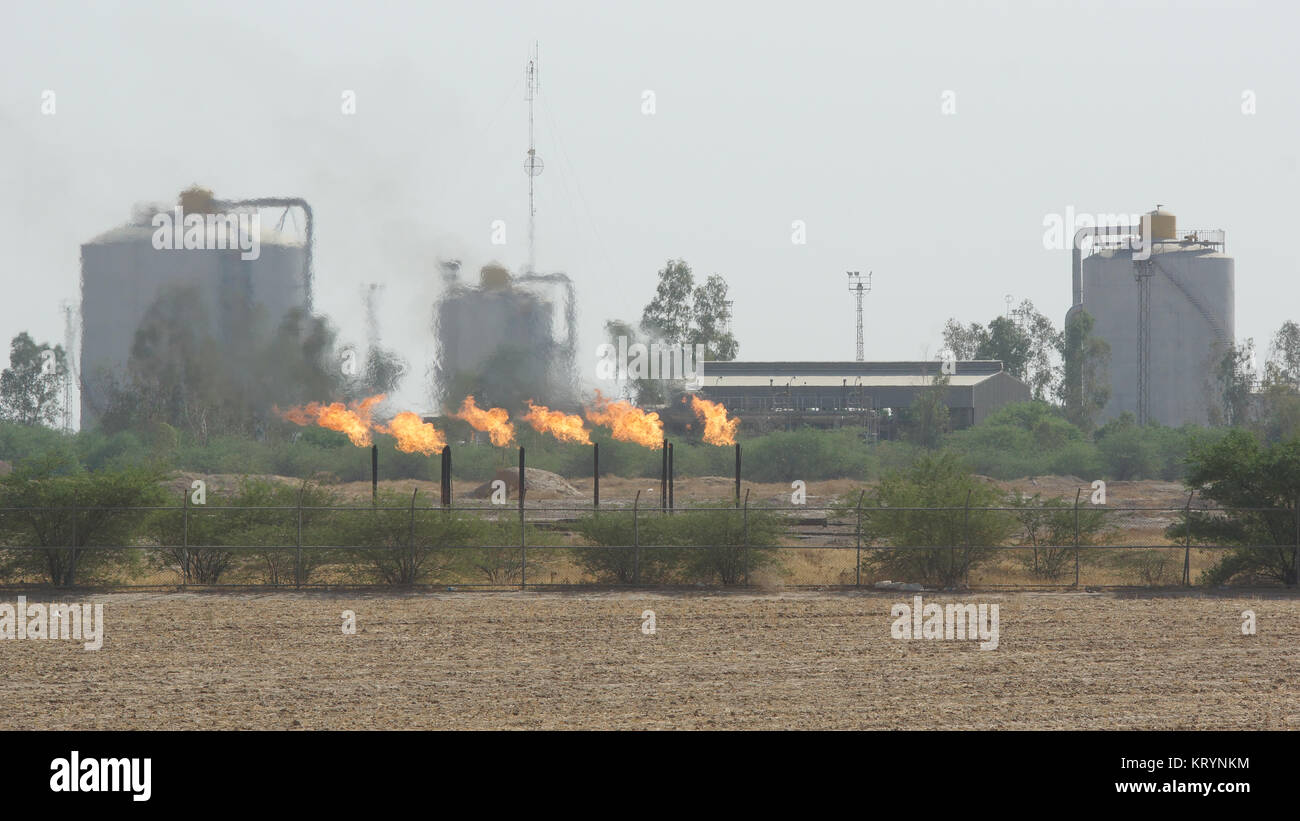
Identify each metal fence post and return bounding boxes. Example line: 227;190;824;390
182;491;190;588
294;488;304;589
1293;496;1299;587
742;489;751;586
632;491;641;586
1182;491;1193;587
854;490;865;588
68;492;77;588
1073;488;1081;589
514;446;520;587
962;489;972;589
409;488;418;586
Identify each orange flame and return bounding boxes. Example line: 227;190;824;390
584;390;663;449
523;400;592;444
690;396;740;446
453;395;516;446
377;412;448;455
278;394;385;447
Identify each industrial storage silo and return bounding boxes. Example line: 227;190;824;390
1074;208;1233;427
433;263;578;410
79;189;310;427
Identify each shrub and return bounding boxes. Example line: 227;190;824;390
0;455;168;585
570;506;784;585
857;452;1016;588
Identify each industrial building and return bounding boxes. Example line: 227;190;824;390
685;360;1030;436
79;188;312;426
1069;207;1233;427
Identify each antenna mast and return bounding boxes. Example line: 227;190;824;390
524;43;543;274
846;271;871;362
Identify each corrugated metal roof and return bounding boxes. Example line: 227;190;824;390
699;360;1006;378
698;374;991;388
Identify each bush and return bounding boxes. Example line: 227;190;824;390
857;452;1016;587
742;428;872;483
570;506;784;585
150;477;342;585
1008;492;1108;581
0;455;169;585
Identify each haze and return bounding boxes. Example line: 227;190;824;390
3;0;1297;419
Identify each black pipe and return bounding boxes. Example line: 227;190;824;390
735;442;741;508
593;443;599;509
441;445;451;508
371;444;379;503
519;447;526;510
668;442;674;511
661;439;668;510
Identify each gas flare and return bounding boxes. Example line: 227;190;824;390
690;396;740;446
377;412;448;455
453;395;516;446
278;394;385;447
584;390;663;449
523;400;592;444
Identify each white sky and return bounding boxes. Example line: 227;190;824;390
3;0;1297;416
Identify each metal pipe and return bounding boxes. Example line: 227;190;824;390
440;445;451;508
668;443;674;511
519;447;526;510
220;197;315;312
371;445;378;504
661;439;668;510
593;443;599;509
735;442;742;508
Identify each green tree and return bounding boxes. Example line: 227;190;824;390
941;319;986;361
690;274;739;361
1264;320;1300;389
1170;429;1300;585
942;300;1061;400
640;259;696;342
899;371;950;448
1056;309;1111;432
0;332;67;426
1212;339;1256;428
976;316;1032;380
1010;300;1063;401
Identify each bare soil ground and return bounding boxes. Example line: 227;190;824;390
3;590;1296;730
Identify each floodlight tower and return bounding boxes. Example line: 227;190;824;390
846;271;871;361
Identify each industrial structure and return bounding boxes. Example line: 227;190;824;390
433;261;578;411
685;360;1029;437
1068;207;1233;427
79;188;312;426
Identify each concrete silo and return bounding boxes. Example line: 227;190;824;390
79;189;311;427
1070;207;1233;427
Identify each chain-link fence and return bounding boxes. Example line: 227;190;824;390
0;495;1296;589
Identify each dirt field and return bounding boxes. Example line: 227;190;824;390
3;590;1297;730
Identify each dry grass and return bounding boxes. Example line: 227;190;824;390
2;590;1296;730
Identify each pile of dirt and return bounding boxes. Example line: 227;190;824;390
471;467;581;500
